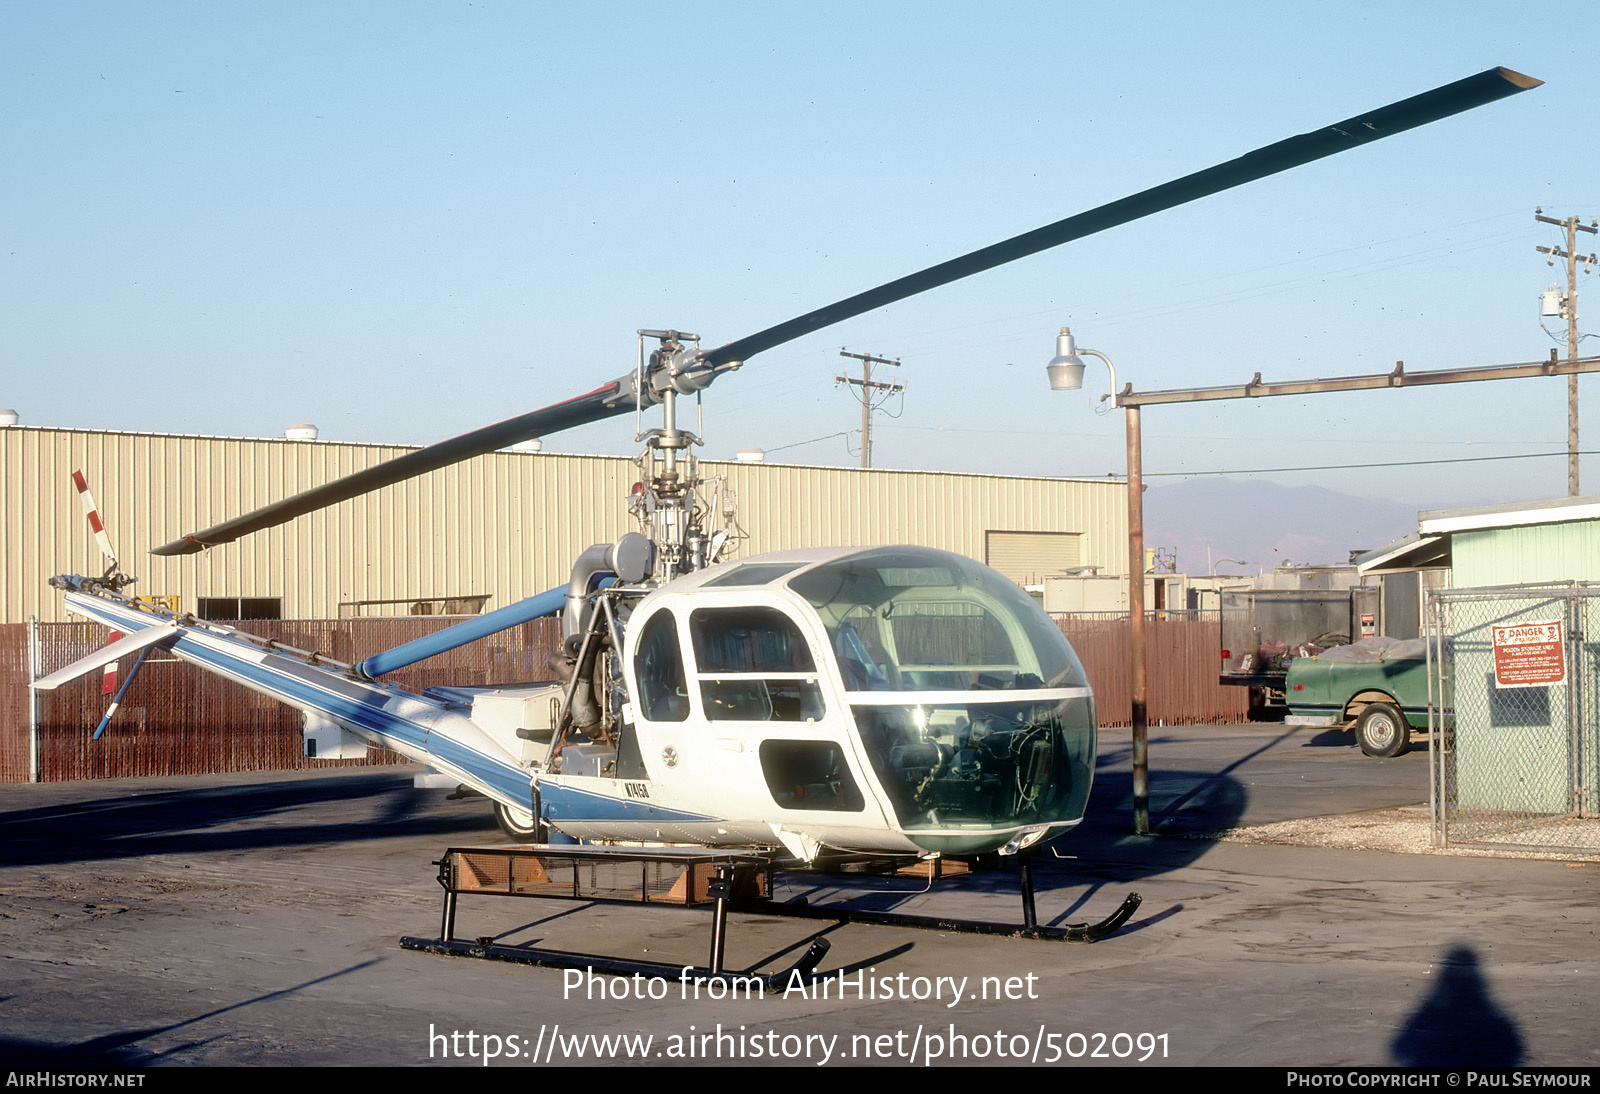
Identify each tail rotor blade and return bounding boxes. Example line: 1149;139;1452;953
72;470;120;566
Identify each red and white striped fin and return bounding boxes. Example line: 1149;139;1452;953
72;470;119;565
102;630;123;695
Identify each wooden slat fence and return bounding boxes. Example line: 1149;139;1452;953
1;610;1243;782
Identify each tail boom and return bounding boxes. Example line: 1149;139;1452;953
52;583;536;813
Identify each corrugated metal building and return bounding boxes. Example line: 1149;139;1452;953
3;424;1128;624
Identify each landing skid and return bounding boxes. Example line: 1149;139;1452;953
401;935;830;992
754;854;1140;943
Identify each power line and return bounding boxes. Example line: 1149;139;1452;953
1143;448;1600;479
764;431;853;455
884;422;1555;446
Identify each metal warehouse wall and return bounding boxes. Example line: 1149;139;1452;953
3;425;1126;624
712;461;1126;581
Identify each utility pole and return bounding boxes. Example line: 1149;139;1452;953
1535;208;1597;496
835;349;904;469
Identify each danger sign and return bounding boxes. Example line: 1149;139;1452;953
1491;620;1566;688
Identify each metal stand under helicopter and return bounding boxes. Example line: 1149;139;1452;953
398;844;825;990
398;842;1142;986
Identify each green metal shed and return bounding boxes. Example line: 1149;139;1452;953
1359;496;1600;853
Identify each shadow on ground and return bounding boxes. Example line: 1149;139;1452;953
762;744;1251;936
0;961;382;1066
1392;944;1526;1067
0;771;496;867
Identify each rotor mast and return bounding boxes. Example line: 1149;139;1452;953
632;330;739;582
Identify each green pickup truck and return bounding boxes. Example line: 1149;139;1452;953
1284;637;1448;757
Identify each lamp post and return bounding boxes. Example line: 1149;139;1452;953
1047;327;1149;836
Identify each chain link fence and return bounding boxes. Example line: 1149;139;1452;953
1427;583;1600;853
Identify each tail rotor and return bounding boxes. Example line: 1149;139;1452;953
72;470;134;592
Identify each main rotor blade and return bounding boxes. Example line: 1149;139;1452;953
152;379;633;556
699;66;1539;369
153;67;1537;557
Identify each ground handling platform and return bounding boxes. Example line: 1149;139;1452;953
399;843;1139;989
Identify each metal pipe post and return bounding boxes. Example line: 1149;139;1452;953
1019;854;1038;931
707;865;734;974
1126;406;1150;835
27;616;39;783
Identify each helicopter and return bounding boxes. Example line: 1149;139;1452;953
40;68;1537;872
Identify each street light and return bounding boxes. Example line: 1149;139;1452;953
1046;326;1149;836
1046;327;1118;406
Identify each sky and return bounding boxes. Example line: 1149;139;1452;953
5;2;1599;571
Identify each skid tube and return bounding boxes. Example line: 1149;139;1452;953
399;935;831;992
399;846;830;990
743;855;1141;944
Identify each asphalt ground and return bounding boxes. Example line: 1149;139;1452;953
0;721;1595;1069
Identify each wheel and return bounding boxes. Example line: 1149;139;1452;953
1354;702;1410;758
493;800;543;842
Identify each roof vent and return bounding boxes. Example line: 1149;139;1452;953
735;447;765;463
284;424;319;441
0;409;17;427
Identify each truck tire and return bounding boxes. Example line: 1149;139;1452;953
1354;702;1409;758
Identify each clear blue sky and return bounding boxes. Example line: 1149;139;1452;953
6;2;1598;547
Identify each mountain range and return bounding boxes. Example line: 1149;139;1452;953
1143;479;1426;576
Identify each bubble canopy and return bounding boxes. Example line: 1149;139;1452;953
787;547;1096;852
786;546;1089;694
